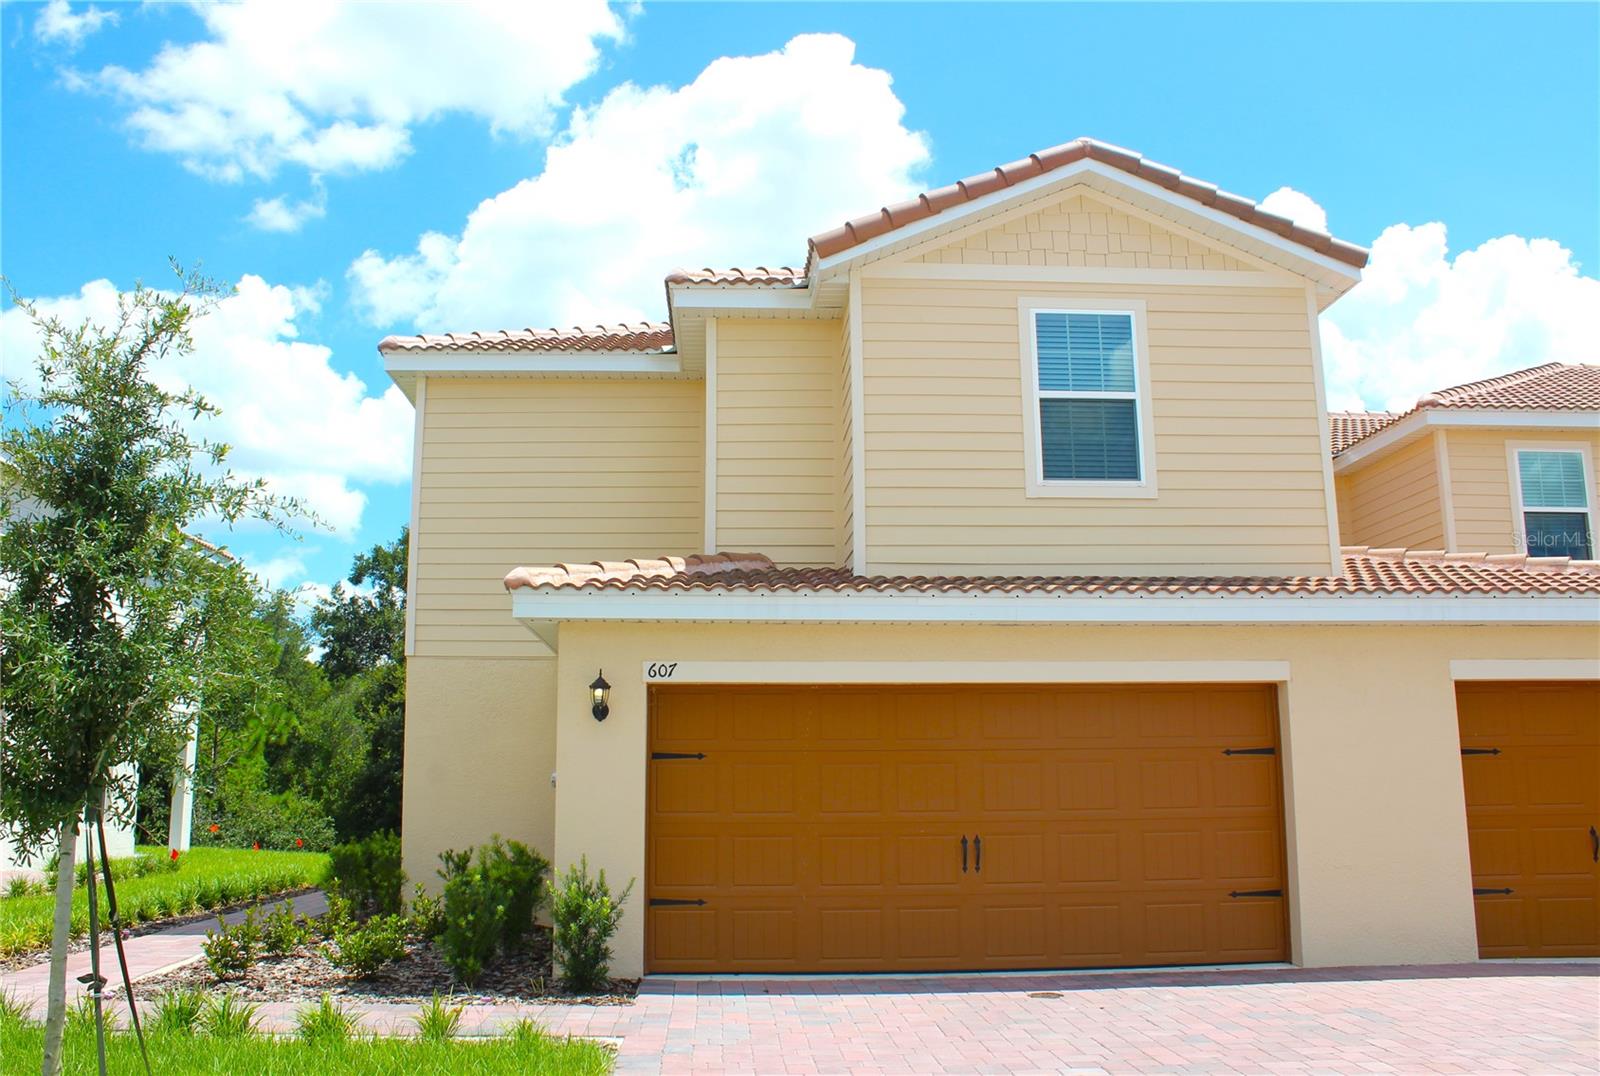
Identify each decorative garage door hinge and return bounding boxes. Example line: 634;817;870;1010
649;898;707;907
1460;747;1501;756
1227;889;1283;898
650;752;706;760
1222;747;1275;756
1472;887;1513;896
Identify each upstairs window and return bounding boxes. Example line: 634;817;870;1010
1515;448;1593;559
1021;301;1155;498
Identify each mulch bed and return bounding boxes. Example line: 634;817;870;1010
127;925;638;1007
0;888;321;974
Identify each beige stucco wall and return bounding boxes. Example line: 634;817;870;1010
1446;428;1600;553
1336;433;1445;548
402;656;557;892
544;618;1599;978
857;276;1336;575
714;319;842;565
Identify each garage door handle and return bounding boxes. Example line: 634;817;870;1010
1590;826;1598;863
960;835;968;873
974;835;982;873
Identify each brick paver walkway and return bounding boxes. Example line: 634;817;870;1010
6;908;1594;1073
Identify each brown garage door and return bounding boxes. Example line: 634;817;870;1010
646;683;1287;973
1458;681;1600;958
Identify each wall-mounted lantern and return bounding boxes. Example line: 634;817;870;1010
589;671;612;722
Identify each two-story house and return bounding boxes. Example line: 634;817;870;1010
381;138;1599;980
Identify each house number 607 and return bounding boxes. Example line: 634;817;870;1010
646;662;679;679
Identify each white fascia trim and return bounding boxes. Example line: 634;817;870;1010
866;263;1299;289
1450;658;1600;680
641;659;1293;685
1305;289;1343;573
703;319;718;552
848;271;868;572
404;375;426;658
812;158;1364;286
667;286;815;312
512;589;1600;627
383;352;683;377
1335;409;1600;471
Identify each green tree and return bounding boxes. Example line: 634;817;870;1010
0;271;297;1074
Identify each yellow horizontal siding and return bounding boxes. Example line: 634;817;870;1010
413;378;704;655
715;319;842;566
1446;428;1600;553
1335;434;1444;549
909;190;1252;271
859;277;1334;575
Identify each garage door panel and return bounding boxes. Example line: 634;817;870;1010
647;683;1288;973
1458;681;1599;958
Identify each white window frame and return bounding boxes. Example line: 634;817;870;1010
1506;440;1596;558
1018;296;1156;498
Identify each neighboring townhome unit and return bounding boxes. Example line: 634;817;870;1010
383;138;1600;980
1333;362;1600;560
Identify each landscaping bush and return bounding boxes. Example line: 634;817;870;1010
546;856;634;993
199;992;260;1038
413;994;463;1043
202;909;263;978
327;830;405;914
438;855;504;986
407;884;446;941
197;761;337;851
481;836;549;949
295;994;358;1043
261;897;315;956
325;913;408;978
149;988;205;1036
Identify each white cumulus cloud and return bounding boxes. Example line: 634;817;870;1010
1;275;413;538
85;0;623;181
348;33;931;331
1321;221;1600;412
1259;186;1329;235
34;0;118;49
245;180;328;233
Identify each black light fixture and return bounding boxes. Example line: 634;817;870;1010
589;670;612;722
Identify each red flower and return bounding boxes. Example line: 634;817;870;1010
252;842;260;851
170;849;180;861
208;823;220;833
295;838;303;848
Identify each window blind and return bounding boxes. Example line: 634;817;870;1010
1518;451;1588;508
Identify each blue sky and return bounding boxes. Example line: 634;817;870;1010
3;1;1596;597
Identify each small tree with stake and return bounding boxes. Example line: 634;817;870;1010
0;267;298;1076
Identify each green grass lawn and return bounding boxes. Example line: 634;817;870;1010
0;1018;613;1075
0;846;330;960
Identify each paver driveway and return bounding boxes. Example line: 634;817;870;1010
541;963;1598;1074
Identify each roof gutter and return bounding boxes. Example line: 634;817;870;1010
511;587;1600;646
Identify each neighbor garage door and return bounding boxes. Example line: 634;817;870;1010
646;684;1287;973
1458;681;1600;958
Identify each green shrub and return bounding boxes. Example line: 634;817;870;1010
327;831;405;914
261;897;314;957
407;884;445;941
295;994;358;1043
196;770;336;852
325;913;408;978
4;875;45;899
199;992;259;1038
202;909;262;979
480;836;549;950
413;994;463;1042
149;988;205;1036
439;857;506;986
546;856;633;993
0;989;34;1029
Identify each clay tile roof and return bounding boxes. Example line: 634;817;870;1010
806;136;1370;271
1417;362;1600;412
377;322;674;354
665;267;807;287
504;548;1600;598
1329;411;1401;454
1332;363;1600;455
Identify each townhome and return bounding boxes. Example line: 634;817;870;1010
381;138;1599;979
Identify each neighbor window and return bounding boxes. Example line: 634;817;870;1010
1515;449;1593;559
1031;310;1142;483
